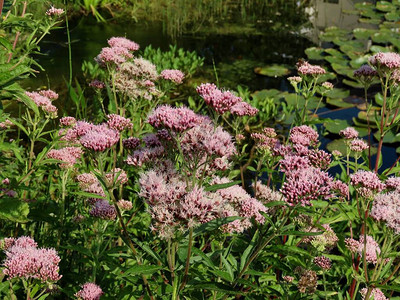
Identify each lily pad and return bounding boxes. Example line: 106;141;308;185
353;28;376;40
359;18;382;25
324;119;350;134
325;55;348;66
370;45;390;53
372;31;393;43
325;48;344;58
376;1;394;12
349;56;369;69
326;98;355;108
325;88;350;99
316;72;337;84
254;65;290;77
331;63;354;77
305;47;325;60
342;79;364;89
385;11;399;21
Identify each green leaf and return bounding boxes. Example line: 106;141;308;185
268;245;313;257
186;282;243;294
324;119;350;134
0;197;29;223
325;88;350;99
204;180;242;192
192;216;241;238
279;231;323;236
240;230;259;271
120;265;163;277
326;98;355;108
0;37;13;51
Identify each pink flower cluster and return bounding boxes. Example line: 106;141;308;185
104;168;128;187
96;36;140;66
385;176;400;191
2;236;62;282
289;125;319;147
148;105;202;132
196;83;258;116
126;134;164;167
108;37;139;51
160;69;185;84
122;137;141;149
106;114;133;131
281;167;333;206
60;121;120;152
117;199;133;210
47;146;83;168
139;163;267;238
313;256;331;270
360;288;387;300
25;90;59;117
369;52;400;70
89;80;105;89
350;170;385;198
0;119;13;129
345;235;381;264
371;191;400;233
251;128;279;151
339;127;358;139
296;61;326;76
46;6;64;16
75;282;103;300
60;116;77;127
349;138;368;152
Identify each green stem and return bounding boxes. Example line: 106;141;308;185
179;227;194;291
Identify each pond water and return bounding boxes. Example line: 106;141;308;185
23;0;397;170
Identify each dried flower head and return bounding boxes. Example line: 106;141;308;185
314;256;332;270
297;270;317;293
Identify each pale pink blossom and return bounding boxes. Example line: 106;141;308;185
369;52;400;70
60;116;77;127
360;288;387;300
2;178;10;185
46;6;64;16
89;80;105;89
39;90;59;100
289;125;319;147
349;138;368;152
106;114;133;131
350;171;385;198
160;69;185;84
0;119;13;129
108;37;139;51
196;83;242;114
288;76;302;83
117;199;133;210
2;236;61;282
75;282;103;300
148;105;202;132
105;168;128;186
80;125;120;151
339;127;359;139
297;61;326;76
314;256;331;270
321;82;333;89
371;191;400;233
229;101;258;116
307;149;331;169
47;147;83;168
385;177;400;192
95;47;133;66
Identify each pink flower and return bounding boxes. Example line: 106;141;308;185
321;82;334;89
297;61;326;76
345;238;360;253
117;199;132;210
106;114;133;131
369;52;400;70
95;47;133;66
25;91;58;117
385;177;400;191
350;171;385;198
289;125;319;147
280;155;310;174
339;127;359;139
76;173;98;186
281;167;333;206
314;256;332;270
75;282;103;300
229;101;258;116
307;149;331;170
60;116;77;127
371;191;400;233
89;80;105;89
105;168;128;186
46;6;64;16
108;37;139;51
89;200;116;220
0;119;13;129
196;83;242;114
80;125;120;151
2;236;61;282
288;76;302;83
359;235;381;264
2;178;10;185
349;138;368;152
331;180;349;199
147;105;202;132
39;89;59;100
160;69;185;84
47;147;83;168
360;288;387;300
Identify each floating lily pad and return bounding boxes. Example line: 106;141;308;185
372;31;393;43
376;1;394;12
316;72;337;84
326;98;354;108
349;56;369;69
353;28;376;40
331;63;354;77
385;11;399;21
357;110;377;123
325;88;350;99
305;47;325;60
325;48;344;57
251;89;282;102
324;119;350;134
325;55;348;66
342;79;364;89
254;65;290;77
320;27;350;42
359;18;382;25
